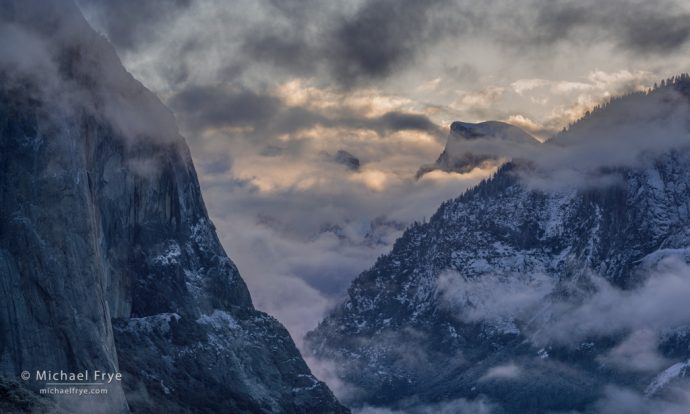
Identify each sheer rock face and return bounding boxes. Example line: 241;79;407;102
0;1;347;413
308;81;690;413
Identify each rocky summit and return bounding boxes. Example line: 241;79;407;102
416;120;539;178
0;1;347;413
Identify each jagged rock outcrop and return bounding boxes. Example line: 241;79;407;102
0;1;347;413
308;78;690;413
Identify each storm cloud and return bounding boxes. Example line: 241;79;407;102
532;0;690;54
76;0;192;51
78;0;690;88
168;83;442;139
325;0;458;85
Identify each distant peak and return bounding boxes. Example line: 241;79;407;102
415;120;538;178
450;120;512;133
449;120;537;142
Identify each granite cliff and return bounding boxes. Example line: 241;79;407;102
0;1;347;412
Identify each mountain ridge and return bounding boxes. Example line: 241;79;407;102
307;75;690;413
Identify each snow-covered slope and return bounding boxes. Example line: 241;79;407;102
308;76;690;413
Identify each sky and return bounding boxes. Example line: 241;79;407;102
74;0;690;350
